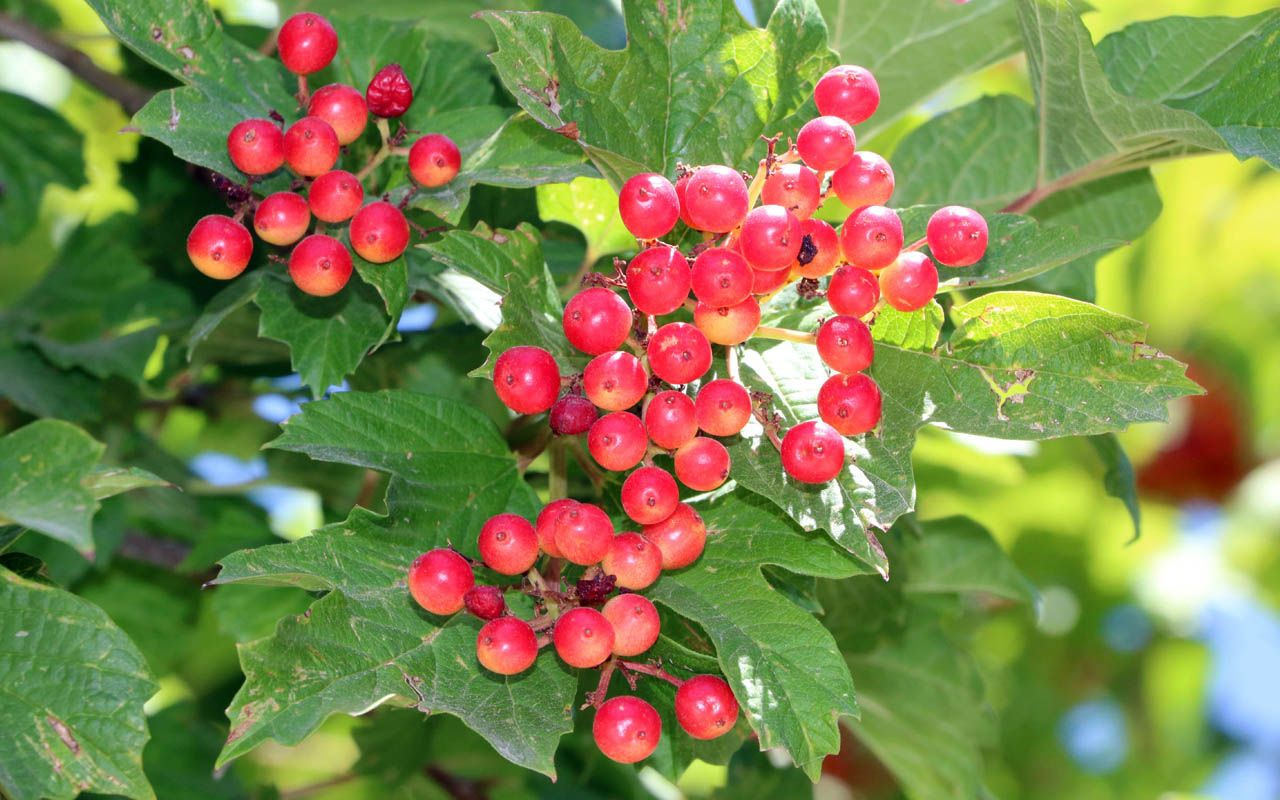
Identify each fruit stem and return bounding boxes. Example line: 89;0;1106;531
726;344;741;384
355;118;393;181
753;325;816;345
904;235;927;252
548;438;568;500
618;659;684;688
583;657;617;709
295;74;309;107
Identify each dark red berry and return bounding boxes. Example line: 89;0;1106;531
674;437;731;492
554;607;615;668
366;63;414;118
227;119;284;176
796;116;856;171
478;513;539;575
781;420;845;484
277;12;337;75
594;696;662;763
926;206;988;267
693;298;760;346
288;234;352;296
408;548;474;615
839;205;903;271
644;390;697;450
476;616;538;675
552;502;615;566
621;466;680;526
283;117;340;177
682;165;749;233
308;169;364;223
602;593;660;656
601;532;663;591
619;172;680;240
493;346;560;415
761;164;821;220
739;204;803;271
464;585;506;620
827;265;880;317
588;412;648;472
563;287;633;355
831;151;894;210
818;373;882;436
694;379;751;437
188;215;253;279
550;394;598;436
642;503;706;569
409;134;462;188
626;244;691;316
675;675;739;740
814;65;880;125
307;84;368;145
816;315;874;374
880;251;939;312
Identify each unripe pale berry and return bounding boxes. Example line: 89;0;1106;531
691;247;753;307
827;265;880;317
694;298;760;346
674;437;731;492
818;373;882;436
307;84;368;145
493;346;560;415
554;607;615;668
618;173;679;239
780;420;845;484
478;513;539;575
476;616;538;675
621;466;680;526
366;63;413;118
675;675;739;740
408;548;474;615
761;164;821;220
350;201;410;263
814;64;880;125
552;502;615;566
188;215;253;279
694;379;751;437
880;251;939;312
464;585;506;620
601;533;663;591
644;390;698;450
535;498;577;558
648;322;712;385
739;204;803;271
626;245;691;316
926;205;988;267
283;117;340;177
840;205;903;271
831;151;894;210
227;119;284;176
642;502;706;569
593;696;661;763
409;134;462;188
794;218;841;279
751;263;791;295
288;233;352;296
254;192;310;246
602;593;660;655
682;165;749;233
588;412;648;472
308;170;364;223
583;351;647;412
550;394;598;436
277;12;338;75
796;115;856;171
816;315;874;374
563;288;632;355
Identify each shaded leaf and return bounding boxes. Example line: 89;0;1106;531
0;91;85;242
0;420;104;555
901;516;1035;604
1088;433;1141;540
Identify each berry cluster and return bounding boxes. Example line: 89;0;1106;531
185;12;462;296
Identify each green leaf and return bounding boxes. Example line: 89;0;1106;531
82;467;171;500
871;301;943;351
0;343;101;422
710;746;812;799
0;91;85;242
0;420;104;555
0;566;155;800
1088;434;1141;540
900;517;1035;605
143;703;246;800
480;0;837;185
184;271;266;359
536;176;635;260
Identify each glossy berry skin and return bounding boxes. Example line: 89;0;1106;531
626;245;691;316
308;170;364;223
796;116;856;171
476;617;538;675
594;696;662;764
675;675;740;740
695;379;751;437
642;503;706;570
818;373;882;436
691;247;753;307
831;151;894;210
827;265;880;317
603;593;660;655
621;466;680;526
619;173;679;239
464;585;506;620
366;63;413;118
493;346;560;415
644;390;698;450
880;251;939;312
550;394;598;435
601;532;663;591
254;192;310;246
553;502;615;566
478;513;539;575
554;607;615;668
751;264;791;295
583;351;647;412
694;298;760;346
288;234;352;296
277;13;338;75
588;412;648;472
794;218;841;279
350;201;410;263
739;204;803;271
409;134;462;188
673;172;697;228
781;420;846;484
307;84;368;145
682;165;749;233
674;437;731;492
227;119;284;176
408;548;474;615
188;215;253;279
283;117;340;177
535;498;577;558
563;288;632;355
817;315;874;375
814;65;880;125
840;205;903;271
648;322;712;385
926;205;988;267
761;164;821;220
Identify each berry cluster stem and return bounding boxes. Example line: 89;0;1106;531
753;325;817;345
583;657;618;709
618;659;684;688
355;118;393;181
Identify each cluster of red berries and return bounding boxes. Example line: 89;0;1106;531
184;12;462;296
407;498;736;763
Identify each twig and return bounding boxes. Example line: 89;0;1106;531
617;659;684;688
753;325;816;345
355;118;394;181
583;658;617;709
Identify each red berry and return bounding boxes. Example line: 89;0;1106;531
408;548;474;615
583;351;647;412
761;164;821;220
626;245;691;316
478;513;539;575
253;192;310;246
674;437;731;492
781;420;845;484
644;390;697;450
307;84;368;145
682;165;749;233
642;503;706;569
818;373;882;436
827;265;880;317
618;173;679;240
839;205;903;271
594;696;661;763
694;379;751;437
926;205;988;267
693;298;760;346
647;322;712;385
601;533;663;591
588;412;648;472
288;234;352;296
880;251;939;312
674;171;697;228
476;616;538;675
554;607;615;668
602;593;660;656
691;247;753;307
308;170;364;223
226;119;284;176
350;201;410;263
283;117;340;177
831;152;894;210
550;394;598;436
277;12;338;75
814;65;880;125
464;585;506;620
535;499;576;558
816;315;874;374
493;346;560;415
409;134;462;188
563;288;632;355
552;502;615;566
794;218;841;279
366;63;413;118
675;675;739;740
621;466;680;526
739;204;803;271
796;116;856;171
751;263;792;295
187;215;253;279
